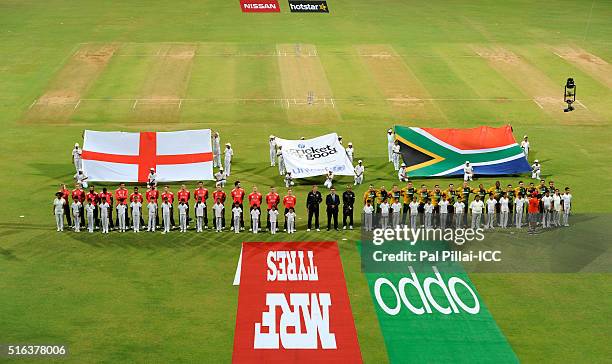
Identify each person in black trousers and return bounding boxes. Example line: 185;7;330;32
306;185;322;231
326;187;340;231
342;185;355;230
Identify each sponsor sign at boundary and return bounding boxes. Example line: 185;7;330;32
233;241;362;363
288;0;330;13
240;0;281;13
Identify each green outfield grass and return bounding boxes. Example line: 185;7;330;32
1;0;611;362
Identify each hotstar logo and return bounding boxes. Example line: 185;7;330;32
288;0;330;13
373;266;481;315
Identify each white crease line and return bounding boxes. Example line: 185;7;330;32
576;100;589;110
132;99;138;110
28;99;38;109
178;99;183;109
73;99;81;109
552;52;565;59
330;98;336;108
533;99;544;109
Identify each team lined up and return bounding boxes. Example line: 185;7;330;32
53;181;359;234
361;179;572;232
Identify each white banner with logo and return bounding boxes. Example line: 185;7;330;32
275;133;355;179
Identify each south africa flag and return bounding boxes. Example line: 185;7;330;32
394;125;530;177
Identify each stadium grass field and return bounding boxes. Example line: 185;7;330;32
1;0;611;362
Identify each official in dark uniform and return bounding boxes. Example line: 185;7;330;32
342;185;355;230
326;187;341;231
306;185;322;231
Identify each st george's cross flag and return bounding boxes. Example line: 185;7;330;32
394;125;530;177
81;129;214;182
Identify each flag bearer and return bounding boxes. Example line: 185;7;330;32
392;140;401;170
387;128;394;162
463;161;474;181
72;143;82;173
269;135;277;166
531;160;541;180
224;143;233;176
212;131;221;168
345;142;354;163
354;160;364;185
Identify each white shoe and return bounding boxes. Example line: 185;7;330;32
316;228;320;232
350;225;353;229
307;228;311;231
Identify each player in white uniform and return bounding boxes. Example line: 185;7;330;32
224;143;233;176
161;198;171;233
562;187;572;227
214;167;226;188
392;141;401;170
131;200;142;232
499;193;510;228
178;201;188;232
324;171;334;189
286;208;296;234
269;135;277;167
74;170;89;189
439;197;449;229
485;194;497;229
379;200;390;229
212;132;221;168
250;207;261;233
117;203;127;232
531;160;541;180
71;197;81;232
345;142;354;163
53;193;66;232
284;172;295;188
354;160;364;185
72;143;82;173
552;190;562;227
277;146;286;176
147;168;157;188
213;199;224;232
463;161;474;182
268;206;279;234
387;128;394;162
85;200;95;232
453;200;465;229
398;163;409;182
195;198;205;232
520;136;530;159
99;201;110;234
515;195;525;228
541;191;554;228
147;200;157;232
362;201;374;231
391;199;402;227
470;196;484;229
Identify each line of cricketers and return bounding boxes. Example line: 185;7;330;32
361;179;572;232
53;181;359;234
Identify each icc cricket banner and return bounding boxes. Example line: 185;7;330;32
395;125;530;177
275;133;355;179
81;129;214;183
232;242;363;363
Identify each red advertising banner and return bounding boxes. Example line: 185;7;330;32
233;241;363;363
240;0;281;13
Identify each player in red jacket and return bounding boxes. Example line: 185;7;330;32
115;182;129;227
248;186;263;231
282;189;297;231
86;185;100;228
72;183;86;227
59;183;72;227
265;186;280;231
194;181;209;229
161;186;175;228
212;185;227;229
231;181;246;230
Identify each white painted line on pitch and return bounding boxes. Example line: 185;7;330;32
576;100;589;110
178;99;183;109
533;99;544;109
132;99;138;110
330;98;336;108
552;52;565;59
28;99;38;109
74;99;81;109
